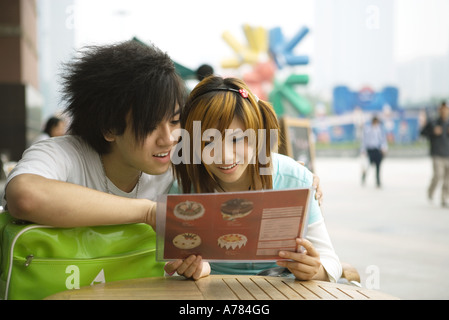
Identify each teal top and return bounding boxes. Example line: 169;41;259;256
169;152;322;275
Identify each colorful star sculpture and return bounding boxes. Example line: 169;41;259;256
269;74;312;116
242;60;276;101
220;25;312;117
269;26;309;69
221;24;268;69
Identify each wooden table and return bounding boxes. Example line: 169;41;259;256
45;275;398;300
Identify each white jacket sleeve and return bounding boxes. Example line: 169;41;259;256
306;219;342;282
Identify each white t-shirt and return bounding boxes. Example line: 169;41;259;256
2;135;173;207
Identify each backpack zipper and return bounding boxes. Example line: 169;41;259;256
4;224;53;300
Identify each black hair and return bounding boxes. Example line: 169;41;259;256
43;116;62;136
196;64;214;81
61;40;186;154
372;116;380;124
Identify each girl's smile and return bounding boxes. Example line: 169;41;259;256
216;162;240;173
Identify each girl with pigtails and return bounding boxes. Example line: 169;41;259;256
165;76;341;282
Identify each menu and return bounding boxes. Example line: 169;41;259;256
156;188;313;262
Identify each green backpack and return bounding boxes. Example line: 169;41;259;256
0;212;164;300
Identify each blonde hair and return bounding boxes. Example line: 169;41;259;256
175;76;280;193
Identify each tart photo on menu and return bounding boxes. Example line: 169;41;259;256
172;233;202;250
174;201;205;221
217;234;248;250
220;199;253;221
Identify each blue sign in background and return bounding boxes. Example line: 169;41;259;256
333;86;399;115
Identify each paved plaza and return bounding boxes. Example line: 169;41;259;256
315;156;449;300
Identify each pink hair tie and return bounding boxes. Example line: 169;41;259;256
238;89;249;98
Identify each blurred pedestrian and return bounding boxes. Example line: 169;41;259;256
361;116;388;188
421;101;449;207
33;116;66;143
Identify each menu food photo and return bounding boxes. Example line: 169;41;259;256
156;188;313;262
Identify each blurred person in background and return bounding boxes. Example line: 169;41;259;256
33;116;67;143
361;116;388;188
421;101;449;207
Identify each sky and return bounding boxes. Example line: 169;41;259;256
72;0;449;67
51;0;448;108
72;0;315;71
394;0;449;62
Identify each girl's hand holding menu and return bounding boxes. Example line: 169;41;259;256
164;255;211;280
277;238;329;281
